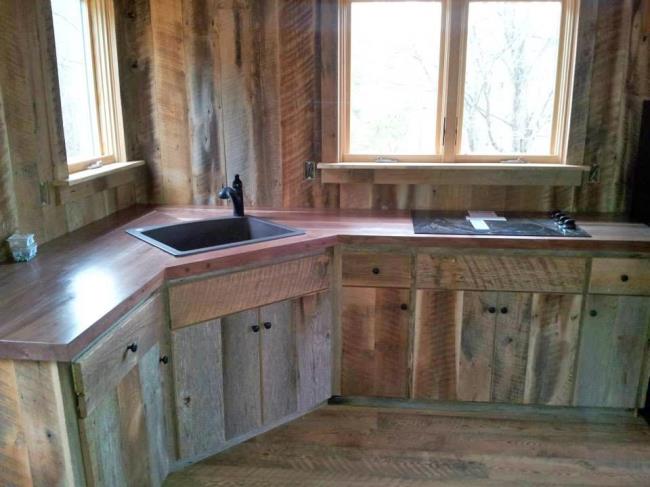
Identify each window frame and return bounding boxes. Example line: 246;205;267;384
339;0;580;165
53;0;126;174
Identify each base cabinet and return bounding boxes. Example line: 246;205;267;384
341;287;411;398
574;295;650;408
172;292;332;463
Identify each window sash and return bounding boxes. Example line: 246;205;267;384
339;0;579;164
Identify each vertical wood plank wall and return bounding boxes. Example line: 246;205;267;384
1;0;648;261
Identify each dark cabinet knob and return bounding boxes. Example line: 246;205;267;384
500;307;508;314
488;306;496;314
400;303;408;311
372;267;380;275
159;355;169;364
621;274;629;282
251;325;261;333
263;322;272;330
590;310;598;317
126;343;138;353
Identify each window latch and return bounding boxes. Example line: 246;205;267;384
375;157;399;164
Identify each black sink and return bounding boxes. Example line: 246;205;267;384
127;216;304;256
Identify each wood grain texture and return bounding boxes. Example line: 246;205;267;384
457;292;498;402
575;295;650;408
491;293;533;403
342;251;411;288
169;254;330;329
524;294;582;406
172;319;225;460
589;258;650;295
222;309;263;440
260;301;298;424
165;405;650;486
294;292;333;411
413;290;460;401
341;287;411;398
416;254;587;293
72;293;164;418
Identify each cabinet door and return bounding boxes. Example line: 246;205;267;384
341;287;410;398
575;295;650;408
222;309;262;440
260;301;298;424
294;292;333;411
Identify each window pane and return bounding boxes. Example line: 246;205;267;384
349;1;441;155
461;1;562;155
52;0;100;161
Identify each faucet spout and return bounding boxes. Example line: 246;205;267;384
219;175;245;217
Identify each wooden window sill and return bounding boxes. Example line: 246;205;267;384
54;160;146;187
317;162;588;186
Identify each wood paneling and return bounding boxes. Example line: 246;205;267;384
341;287;411;398
261;301;298;424
72;293;165;418
590;258;650;296
222;309;263;440
172;319;225;460
416;254;587;293
342;251;411;288
169;254;330;329
575;295;650;408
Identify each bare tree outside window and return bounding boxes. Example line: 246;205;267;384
461;1;562;155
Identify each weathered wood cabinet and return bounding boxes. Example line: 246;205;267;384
341;250;650;409
172;292;333;463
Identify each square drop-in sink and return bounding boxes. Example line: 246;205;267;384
127;216;304;256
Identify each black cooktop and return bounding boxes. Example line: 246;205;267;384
412;211;591;238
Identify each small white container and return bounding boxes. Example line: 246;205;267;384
7;233;38;262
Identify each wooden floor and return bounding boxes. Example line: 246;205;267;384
165;402;650;486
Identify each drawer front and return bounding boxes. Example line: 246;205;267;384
72;293;165;417
589;258;650;296
169;254;330;329
416;254;587;293
342;252;411;288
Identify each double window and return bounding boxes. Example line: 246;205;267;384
341;0;579;163
51;0;124;173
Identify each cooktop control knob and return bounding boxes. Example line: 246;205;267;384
562;219;577;230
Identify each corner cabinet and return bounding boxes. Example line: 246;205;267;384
172;292;333;463
70;292;175;487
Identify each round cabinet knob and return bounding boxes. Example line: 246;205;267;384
400;303;408;311
620;274;629;282
372;267;380;275
500;307;509;314
488;306;496;314
589;310;598;317
251;325;261;333
159;355;169;365
263;322;272;330
126;343;138;353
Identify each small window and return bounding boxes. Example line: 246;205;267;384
340;0;579;164
52;0;125;172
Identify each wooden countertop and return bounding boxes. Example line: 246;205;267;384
1;205;649;362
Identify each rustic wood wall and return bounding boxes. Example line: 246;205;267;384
118;0;647;212
0;0;147;263
0;0;647;262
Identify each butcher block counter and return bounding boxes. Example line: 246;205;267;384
1;205;649;362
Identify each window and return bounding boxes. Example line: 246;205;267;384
52;0;125;172
340;0;579;164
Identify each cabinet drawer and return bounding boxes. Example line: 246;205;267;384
72;293;165;417
589;258;650;296
169;254;330;329
342;251;411;288
416;254;587;293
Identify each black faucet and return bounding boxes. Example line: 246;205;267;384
219;174;244;217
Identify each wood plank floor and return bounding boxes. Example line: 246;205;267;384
165;402;650;486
